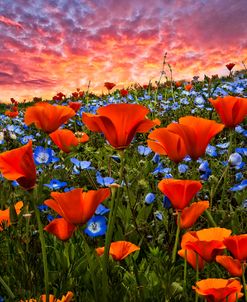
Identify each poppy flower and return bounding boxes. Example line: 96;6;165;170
120;89;128;97
44;188;110;240
49;129;89;153
147;128;187;163
158;179;202;210
104;82;116;91
0;201;23;231
223;234;247;261
180;201;209;229
68;101;81;112
167;116;224;160
5;110;18;118
216;255;243;277
192;278;243;302
178;232;205;271
226;63;235;71
0;141;36;190
20;291;73;302
24;102;75;133
184;83;193;91
82;104;160;149
185;228;232;262
209;96;247;128
96;241;140;261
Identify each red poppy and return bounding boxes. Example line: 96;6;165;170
223;234;247;261
44;188;110;240
226;63;235;71
158;179;202;210
104;82;116;91
184;83;193;91
216;255;243;277
192;278;243;302
178;232;205;271
5;110;19;118
0;141;36;190
0;201;23;231
180;201;209;229
49;129;89;153
209;96;247;128
185;228;232;262
21;291;73;302
147;128;187;163
82;104;160;149
167;116;224;160
68;101;81;112
120;89;129;97
24;102;75;133
96;241;140;261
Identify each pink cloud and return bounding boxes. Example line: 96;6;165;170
0;15;23;29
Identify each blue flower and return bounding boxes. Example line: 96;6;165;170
216;142;229;149
95;204;110;215
38;204;49;212
34;147;53;165
235;172;243;182
144;193;156;205
20;135;34;145
138;145;152;156
229;179;247;192
96;171;115;187
64;187;75;192
152;153;160;164
198;160;212;180
178;164;188;174
84;215;107;237
44;179;67;190
228;153;242;167
235;148;247;156
47;214;55;222
152;162;172;176
154;211;163;221
163;196;171;209
111;155;120;163
206;145;217;157
0;295;4;302
70;158;93;174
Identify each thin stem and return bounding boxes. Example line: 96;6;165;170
172;211;181;263
242;262;247;302
204;209;217;227
29;188;49;301
0;276;15;299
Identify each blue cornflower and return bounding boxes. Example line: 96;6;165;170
33;147;53;165
44;179;67;190
95;204;110;215
178;164;188;174
144;193;156;205
96;171;115;187
84;215;107;237
138;145;152;156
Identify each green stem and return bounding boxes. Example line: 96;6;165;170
30;188;49;300
0;276;15;299
242;263;247;302
172;211;181;263
184;249;187;289
204;209;217;227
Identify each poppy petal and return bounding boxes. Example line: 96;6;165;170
180;201;209;229
44;218;76;241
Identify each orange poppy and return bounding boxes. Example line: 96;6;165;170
68;101;81;112
82;104;160;149
104;82;116;91
180;201;209;229
24;102;75;133
49;129;89;153
209;96;247;128
44;218;76;241
167;116;224;160
5;110;19;118
0;201;23;231
147;128;187;163
158;179;202;210
96;241;140;261
184;83;193;91
185;228;232;262
223;234;247;261
0;141;36;190
20;291;73;302
216;255;243;277
192;278;243;302
178;232;205;271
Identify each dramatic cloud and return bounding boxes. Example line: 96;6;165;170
0;0;246;102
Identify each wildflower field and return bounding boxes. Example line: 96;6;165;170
0;71;247;301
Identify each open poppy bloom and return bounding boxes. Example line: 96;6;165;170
167;116;224;160
5;110;19;118
226;63;235;71
68;101;82;112
147;128;187;163
216;255;243;277
24;102;75;133
158;179;202;210
192;278;243;302
96;241;140;261
20;291;73;302
104;82;116;91
178;232;205;271
49;129;89;153
180;201;209;229
223;234;247;261
44;188;110;240
209;96;247;128
0;201;23;231
185;228;232;262
0;141;36;190
82;104;160;149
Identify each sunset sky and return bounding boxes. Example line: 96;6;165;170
0;0;247;102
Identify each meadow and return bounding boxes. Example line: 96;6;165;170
0;70;247;301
